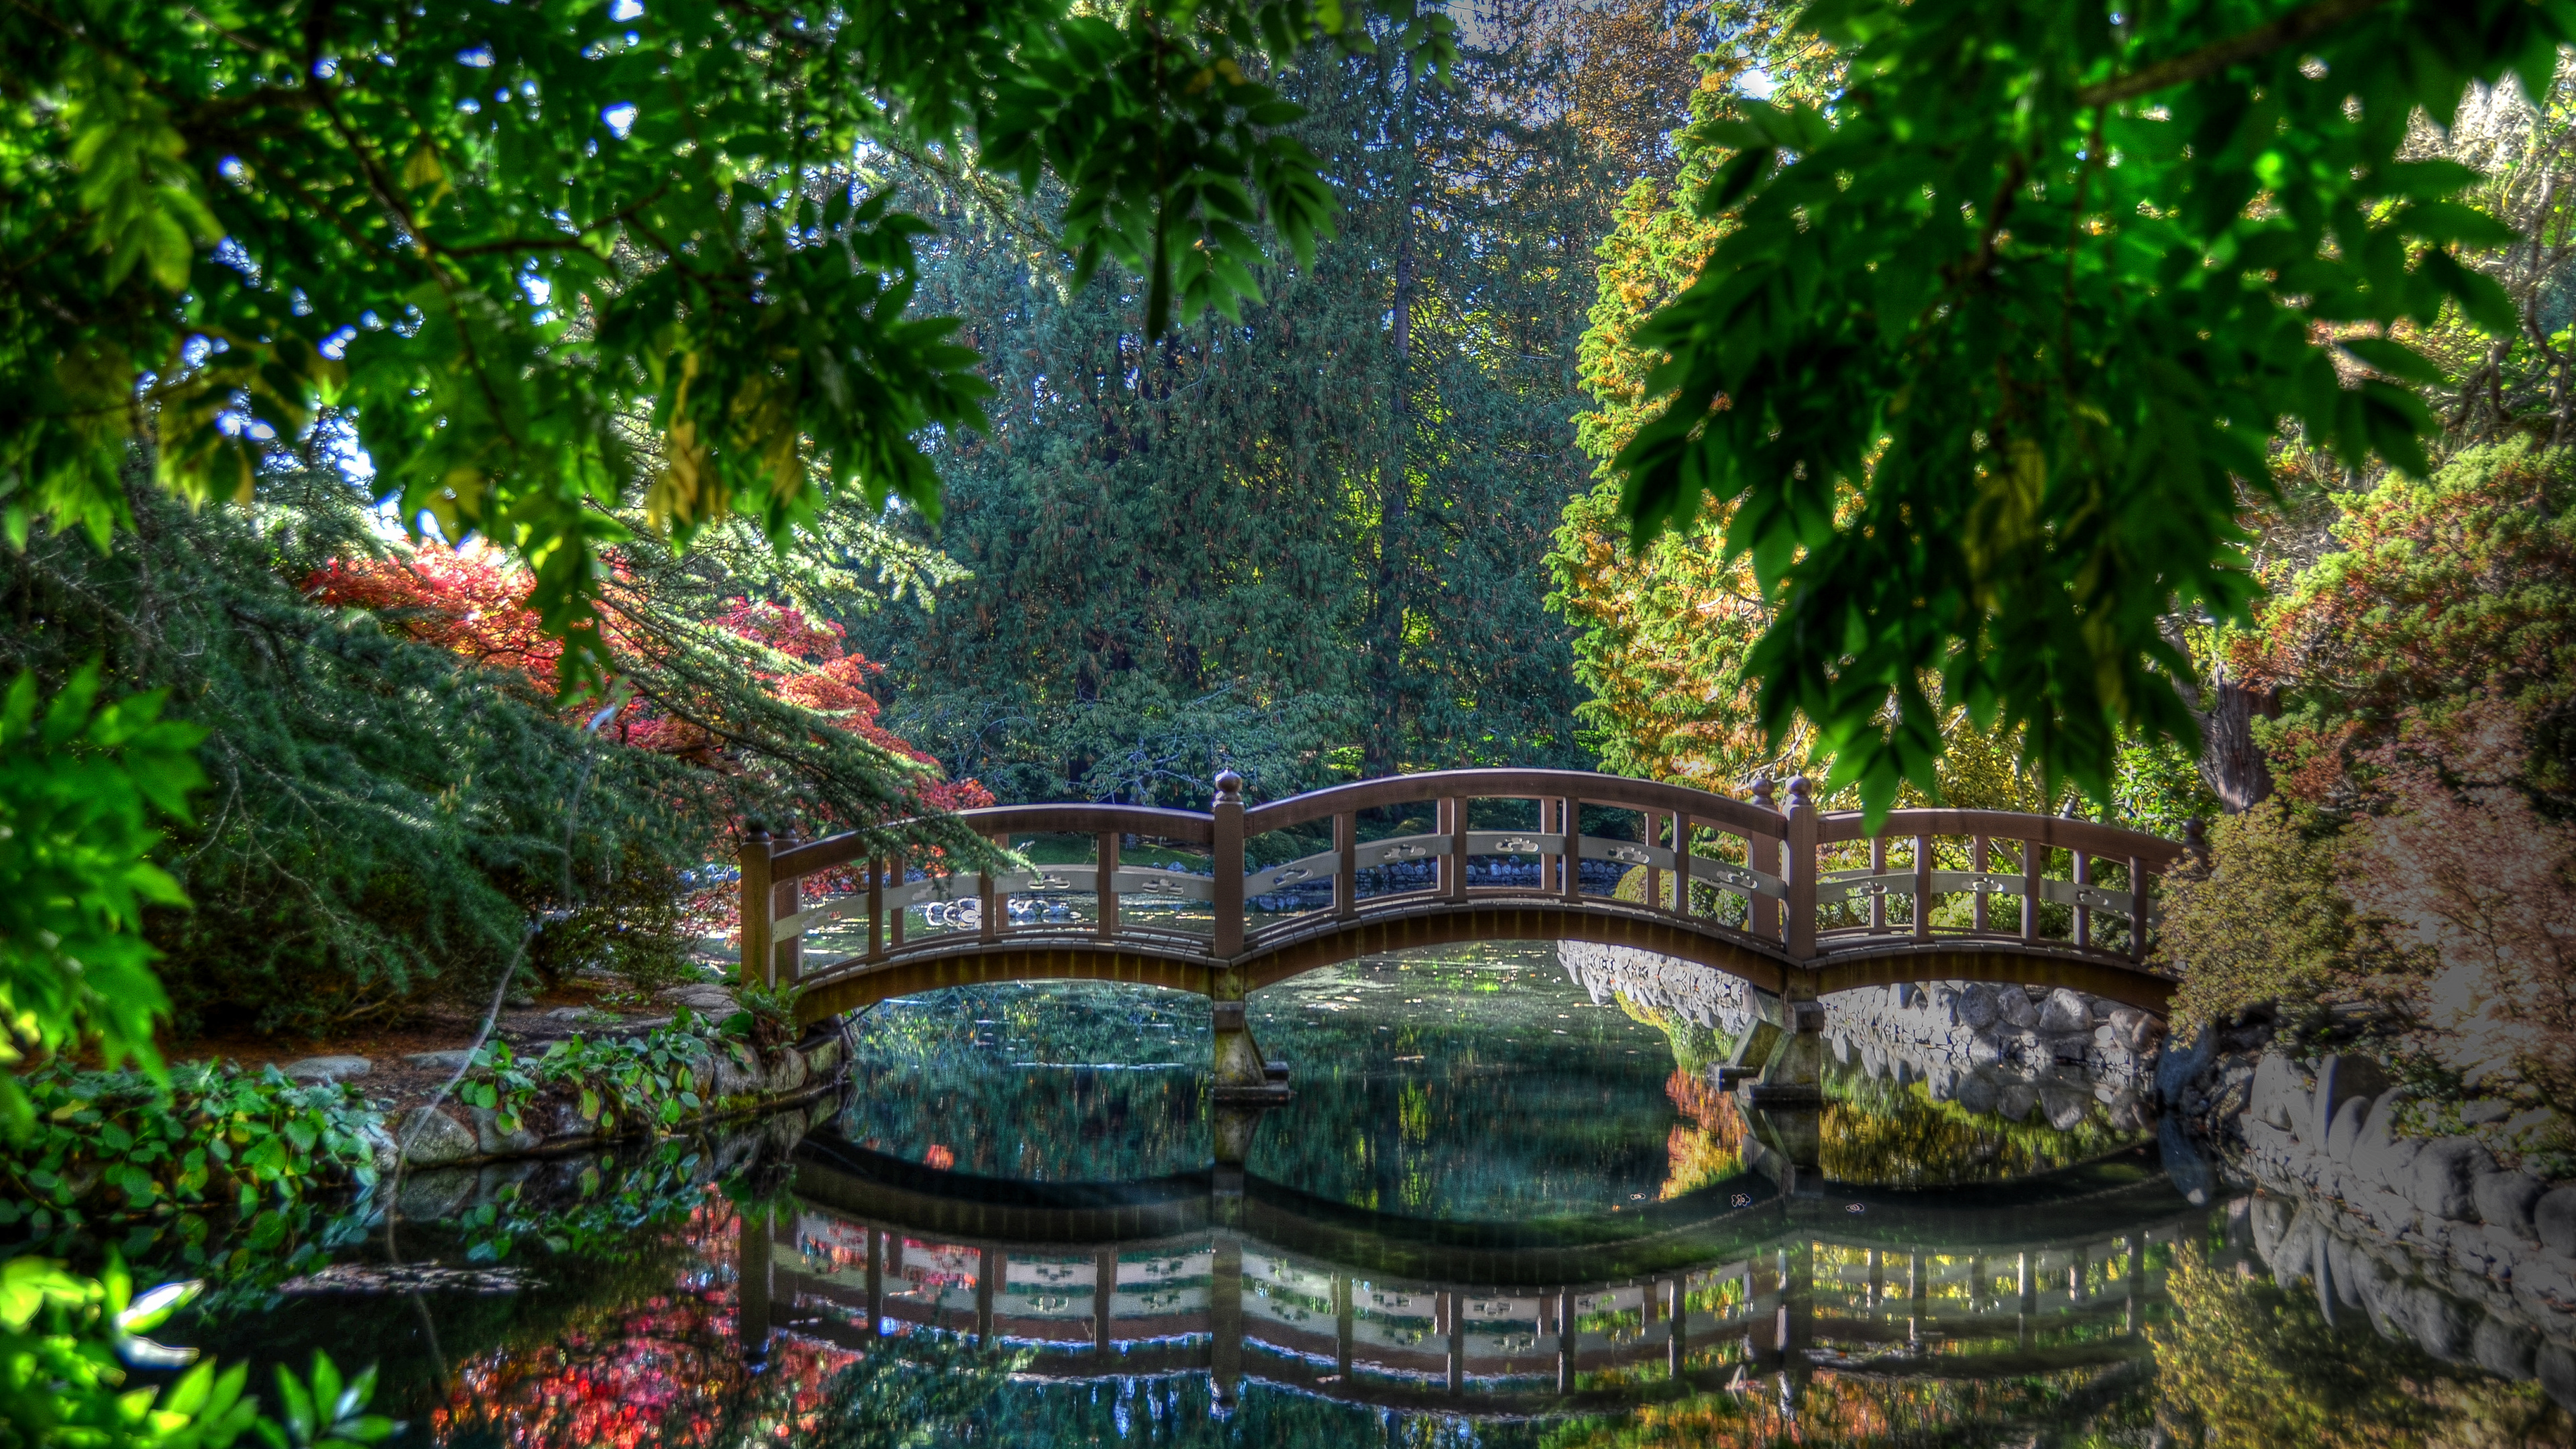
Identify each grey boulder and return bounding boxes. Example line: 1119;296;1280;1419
2536;1185;2576;1257
1953;983;1999;1030
2308;1053;2390;1146
279;1055;372;1084
2038;989;2092;1035
1997;988;2041;1031
2405;1138;2492;1221
2473;1170;2545;1242
396;1107;478;1168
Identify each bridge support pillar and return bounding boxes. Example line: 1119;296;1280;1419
1210;991;1289;1169
1210;1232;1245;1411
737;1202;773;1368
1743;973;1825;1108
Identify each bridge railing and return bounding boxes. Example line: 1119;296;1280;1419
741;769;2191;991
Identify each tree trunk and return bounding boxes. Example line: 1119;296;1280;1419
2197;662;2278;813
1360;57;1419;780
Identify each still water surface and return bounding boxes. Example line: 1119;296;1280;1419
178;944;2573;1446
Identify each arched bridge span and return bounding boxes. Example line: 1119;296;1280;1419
749;769;2190;1029
737;1137;2197;1417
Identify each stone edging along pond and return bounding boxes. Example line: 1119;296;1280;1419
2165;1017;2576;1401
374;1022;851;1174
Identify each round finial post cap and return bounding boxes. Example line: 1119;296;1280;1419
743;818;771;841
1214;769;1244;802
1785;774;1813;806
1749;772;1776;807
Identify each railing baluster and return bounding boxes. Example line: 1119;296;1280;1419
2074;851;2093;951
980;831;1000;945
1098;831;1120;940
2130;855;2151;964
1911;833;1933;945
1673;814;1694;919
740;826;773;990
2021;838;2041;943
1446;795;1468;902
1868;835;1887;933
1645;808;1665;913
867;856;885;962
1562;797;1584;906
1335;811;1357;920
889;859;904;949
1971;833;1991;933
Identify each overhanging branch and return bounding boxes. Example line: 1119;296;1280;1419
2074;0;2394;109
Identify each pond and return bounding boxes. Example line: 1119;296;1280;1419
168;943;2575;1446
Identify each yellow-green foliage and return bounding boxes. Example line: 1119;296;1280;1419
2149;1243;2569;1446
2158;801;2389;1029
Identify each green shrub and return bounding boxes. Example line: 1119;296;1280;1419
2158;801;2401;1030
0;1063;378;1276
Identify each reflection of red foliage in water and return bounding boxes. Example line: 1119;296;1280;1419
922;1144;956;1171
428;1201;855;1448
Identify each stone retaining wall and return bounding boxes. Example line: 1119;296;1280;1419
372;1026;849;1175
1558;943;2163;1132
2176;1035;2576;1407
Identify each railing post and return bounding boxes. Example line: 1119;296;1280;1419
1747;776;1780;944
771;829;802;985
1445;794;1468;902
1784;777;1817;961
2130;855;2152;963
1971;833;1992;933
2073;851;2094;951
739;824;773;990
1213;769;1244;957
979;830;1000;944
866;856;885;962
1334;810;1357;920
1911;832;1933;945
1097;830;1121;940
1646;810;1666;913
1669;813;1692;919
1868;833;1888;933
1557;796;1581;905
2021;836;2042;943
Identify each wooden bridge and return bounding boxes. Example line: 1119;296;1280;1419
743;769;2190;1036
731;1136;2198;1417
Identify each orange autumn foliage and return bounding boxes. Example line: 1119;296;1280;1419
305;543;991;816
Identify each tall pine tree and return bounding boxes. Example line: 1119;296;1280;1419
854;13;1631;803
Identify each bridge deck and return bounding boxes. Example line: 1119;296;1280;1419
744;769;2190;1025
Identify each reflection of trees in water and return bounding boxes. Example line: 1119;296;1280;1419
841;985;1210;1181
2150;1244;2573;1448
1660;1069;1745;1199
1249;1023;1680;1218
1539;1364;2155;1448
1819;1071;2135;1188
427;1205;858;1449
843;975;1692;1217
966;1375;1551;1448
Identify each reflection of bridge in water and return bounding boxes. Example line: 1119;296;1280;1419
741;768;2190;1116
735;1136;2199;1417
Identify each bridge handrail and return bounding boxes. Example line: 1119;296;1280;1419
1238;767;1785;837
770;802;1213;879
1817;807;2185;868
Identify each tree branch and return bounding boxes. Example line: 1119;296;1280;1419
2075;0;2394;109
